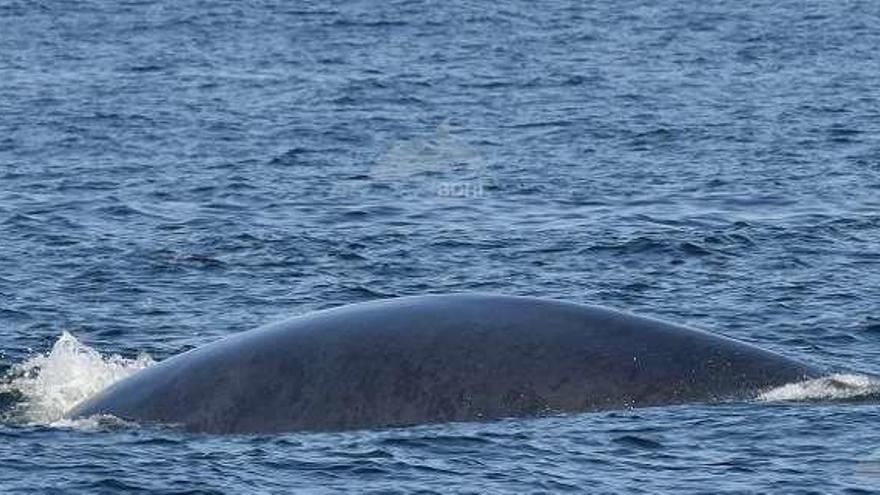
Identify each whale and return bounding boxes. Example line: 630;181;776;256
67;294;820;433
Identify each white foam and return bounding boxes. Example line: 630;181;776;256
1;331;154;425
49;414;138;431
758;373;880;402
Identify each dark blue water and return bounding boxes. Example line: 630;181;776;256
2;0;880;492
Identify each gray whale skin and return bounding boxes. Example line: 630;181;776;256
68;294;818;433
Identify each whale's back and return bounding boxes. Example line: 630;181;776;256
68;294;817;433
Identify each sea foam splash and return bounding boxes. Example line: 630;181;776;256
758;373;880;402
0;331;154;426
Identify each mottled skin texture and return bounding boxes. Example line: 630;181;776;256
68;294;819;433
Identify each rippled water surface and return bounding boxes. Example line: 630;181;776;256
1;0;879;492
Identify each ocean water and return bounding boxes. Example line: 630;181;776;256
1;0;879;492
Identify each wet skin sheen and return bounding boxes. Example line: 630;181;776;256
68;294;819;433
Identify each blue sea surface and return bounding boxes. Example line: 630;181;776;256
1;0;879;492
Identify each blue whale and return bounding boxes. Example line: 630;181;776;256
68;294;819;433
